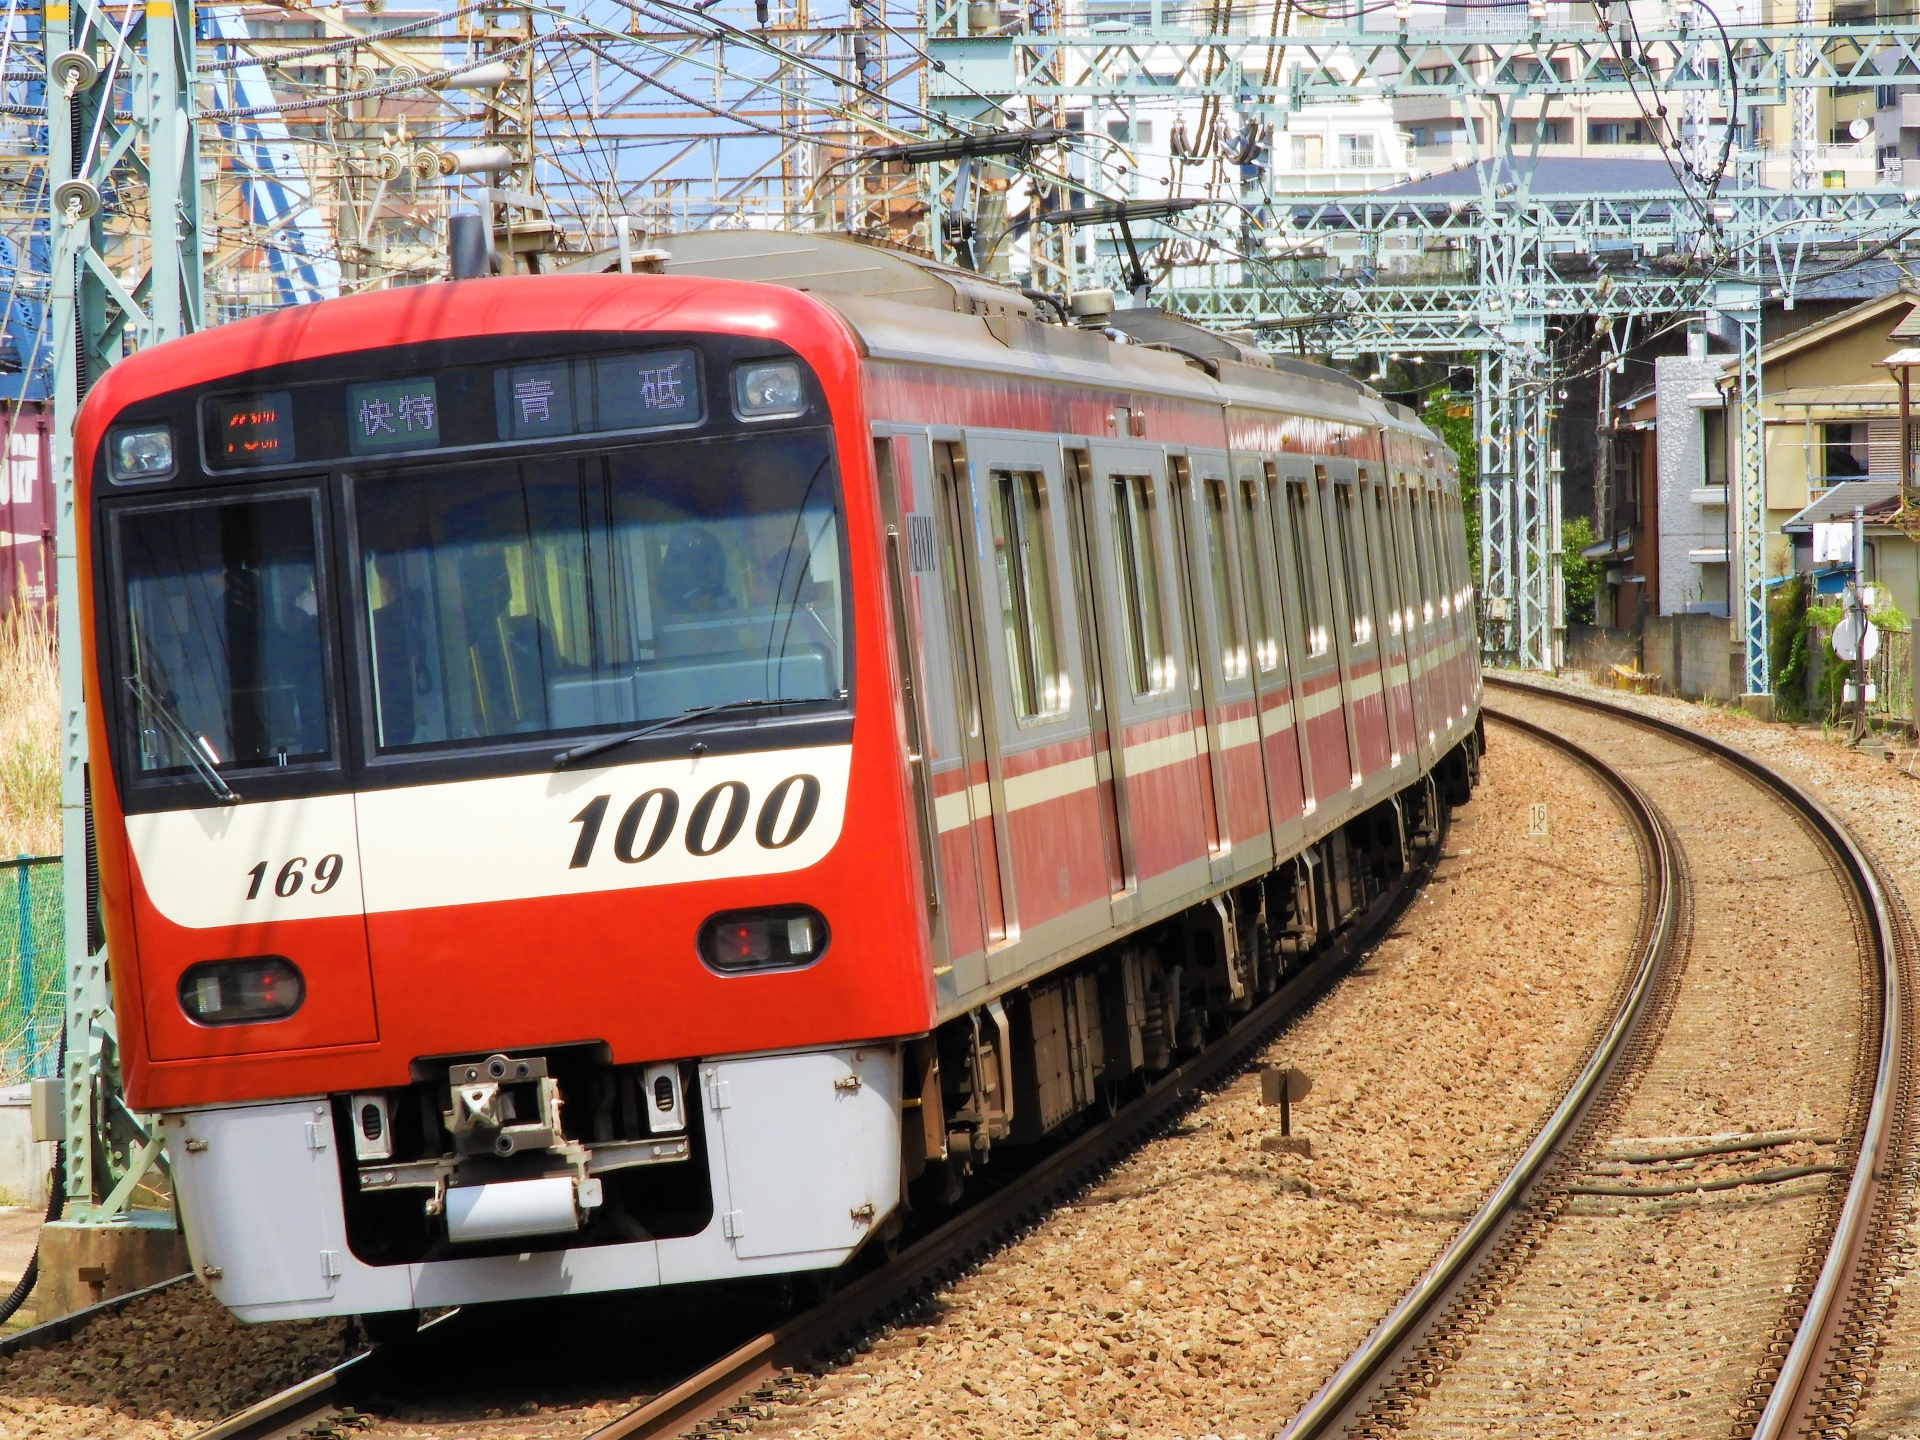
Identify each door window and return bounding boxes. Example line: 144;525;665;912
1332;475;1373;647
1237;478;1280;675
1110;474;1174;695
988;469;1068;720
1202;480;1248;681
1285;477;1330;659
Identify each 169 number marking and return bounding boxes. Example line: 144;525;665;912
245;854;345;900
568;774;822;869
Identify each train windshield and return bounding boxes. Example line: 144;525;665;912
355;429;846;751
116;494;333;776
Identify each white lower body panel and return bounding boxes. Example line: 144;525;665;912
165;1043;903;1321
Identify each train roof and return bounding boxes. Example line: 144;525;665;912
570;231;1441;448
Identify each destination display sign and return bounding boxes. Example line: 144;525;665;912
203;346;708;473
213;392;296;467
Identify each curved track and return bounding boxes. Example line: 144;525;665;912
1279;677;1912;1440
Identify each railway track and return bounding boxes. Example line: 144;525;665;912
1280;677;1914;1439
193;801;1453;1440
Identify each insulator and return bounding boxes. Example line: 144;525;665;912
441;61;512;90
441;145;515;175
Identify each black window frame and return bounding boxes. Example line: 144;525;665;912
101;476;349;812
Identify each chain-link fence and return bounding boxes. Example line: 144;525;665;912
0;857;62;1084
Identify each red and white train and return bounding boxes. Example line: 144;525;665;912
75;231;1480;1322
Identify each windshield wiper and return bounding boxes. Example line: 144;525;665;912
124;674;240;806
553;695;835;771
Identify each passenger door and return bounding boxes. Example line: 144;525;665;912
912;437;1008;997
1236;457;1310;848
1173;452;1270;881
1271;465;1353;814
1081;442;1214;905
1061;446;1130;911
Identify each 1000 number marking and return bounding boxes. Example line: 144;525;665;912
569;774;822;868
245;854;344;899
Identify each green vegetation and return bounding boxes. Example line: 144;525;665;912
1423;388;1478;567
1771;581;1909;720
1561;516;1599;626
1770;574;1812;720
0;606;57;858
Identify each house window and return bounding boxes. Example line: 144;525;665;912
1702;410;1728;487
1588;120;1648;145
1823;422;1871;479
1339;133;1377;167
1292;134;1323;169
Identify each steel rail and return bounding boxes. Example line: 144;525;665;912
1484;673;1905;1440
585;828;1451;1440
191;1308;464;1440
1275;704;1679;1439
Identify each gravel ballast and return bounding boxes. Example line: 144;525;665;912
733;722;1642;1439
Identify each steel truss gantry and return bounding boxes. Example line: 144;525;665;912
46;0;199;1218
920;9;1920;679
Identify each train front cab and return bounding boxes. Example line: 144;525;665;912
74;279;939;1321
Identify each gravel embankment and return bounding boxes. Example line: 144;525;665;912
0;1280;345;1438
740;723;1642;1439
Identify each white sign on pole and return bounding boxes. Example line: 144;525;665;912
1813;522;1855;565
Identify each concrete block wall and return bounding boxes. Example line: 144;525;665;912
1640;613;1739;701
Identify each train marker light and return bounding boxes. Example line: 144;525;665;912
108;424;174;481
698;905;829;974
177;956;304;1025
733;361;805;420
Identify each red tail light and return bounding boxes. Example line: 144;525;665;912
697;906;829;974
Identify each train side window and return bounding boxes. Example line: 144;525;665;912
988;469;1068;720
1331;474;1373;648
1284;477;1329;659
1202;480;1248;682
1110;474;1173;695
1236;478;1280;674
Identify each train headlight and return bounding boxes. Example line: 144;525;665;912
732;361;806;420
697;905;829;974
108;424;174;481
177;956;304;1025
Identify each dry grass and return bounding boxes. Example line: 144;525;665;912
0;605;58;858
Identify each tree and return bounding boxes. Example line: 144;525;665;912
1561;516;1600;626
1422;388;1478;560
